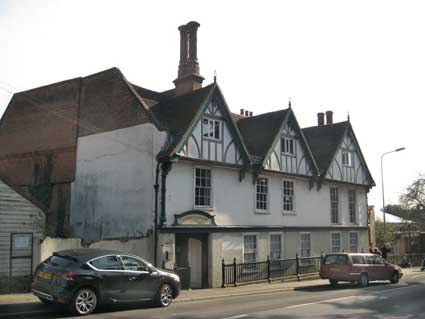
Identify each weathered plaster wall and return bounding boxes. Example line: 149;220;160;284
70;123;166;242
165;161;368;228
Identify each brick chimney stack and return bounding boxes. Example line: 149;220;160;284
317;112;325;126
326;110;333;125
174;21;205;96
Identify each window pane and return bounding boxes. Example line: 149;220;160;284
349;190;356;223
195;168;212;207
330;188;339;224
90;256;123;270
270;234;282;260
214;121;220;139
283;180;294;211
256;178;268;210
244;235;257;262
121;256;148;271
202;118;209;137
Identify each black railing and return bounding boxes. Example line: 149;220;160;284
387;253;425;267
221;254;322;287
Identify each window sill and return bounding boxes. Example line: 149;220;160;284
194;206;215;212
282;211;296;215
255;210;270;214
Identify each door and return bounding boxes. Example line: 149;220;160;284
120;255;158;300
188;238;202;288
88;255;126;301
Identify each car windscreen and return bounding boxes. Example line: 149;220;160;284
324;255;348;265
351;255;365;264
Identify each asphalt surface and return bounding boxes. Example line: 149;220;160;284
2;274;425;319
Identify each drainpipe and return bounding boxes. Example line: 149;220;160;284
153;161;160;267
159;161;172;226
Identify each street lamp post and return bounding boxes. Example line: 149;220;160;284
381;147;406;243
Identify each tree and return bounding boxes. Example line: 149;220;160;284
374;218;395;248
385;174;425;224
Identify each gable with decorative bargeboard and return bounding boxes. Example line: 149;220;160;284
177;101;243;165
264;123;313;176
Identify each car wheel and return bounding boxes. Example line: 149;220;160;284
329;279;338;287
38;297;54;305
358;273;369;287
390;271;400;284
156;283;173;307
69;288;98;316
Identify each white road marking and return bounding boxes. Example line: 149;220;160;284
220;315;248;319
286;283;421;309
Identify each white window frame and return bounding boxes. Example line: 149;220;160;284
269;232;284;261
349;231;359;252
282;179;296;214
299;232;311;258
242;233;259;263
202;117;222;141
342;151;353;167
330;187;339;224
255;176;269;213
281;137;296;156
330;232;342;253
193;166;213;208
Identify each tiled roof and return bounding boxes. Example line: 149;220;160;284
236;109;290;160
151;83;216;158
302;121;349;175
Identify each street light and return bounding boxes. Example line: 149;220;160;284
381;147;406;243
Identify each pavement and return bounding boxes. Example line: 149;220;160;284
0;267;423;306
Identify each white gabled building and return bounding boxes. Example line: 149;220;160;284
0;21;375;289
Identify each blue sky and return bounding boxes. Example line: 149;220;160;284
1;0;424;221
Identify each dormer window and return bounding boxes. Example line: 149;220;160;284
202;118;221;141
342;151;353;167
281;137;295;156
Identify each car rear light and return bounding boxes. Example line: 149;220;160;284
59;271;76;280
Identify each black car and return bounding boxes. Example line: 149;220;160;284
32;249;181;316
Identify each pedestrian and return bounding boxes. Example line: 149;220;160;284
380;243;391;260
373;247;381;256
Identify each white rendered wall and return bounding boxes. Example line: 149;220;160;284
70;123;166;242
165;161;368;228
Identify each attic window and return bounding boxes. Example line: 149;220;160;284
202;118;221;141
342;151;353;167
281;138;295;156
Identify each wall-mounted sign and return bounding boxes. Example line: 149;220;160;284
174;210;216;226
13;234;32;249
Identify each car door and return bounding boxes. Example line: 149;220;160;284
364;255;378;280
120;255;159;301
88;255;127;301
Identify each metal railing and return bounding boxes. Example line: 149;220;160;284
221;254;322;287
387;253;425;267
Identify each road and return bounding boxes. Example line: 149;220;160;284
2;275;425;319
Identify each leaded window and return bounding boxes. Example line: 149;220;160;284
330;187;339;224
194;168;211;207
256;177;268;211
350;232;358;252
244;235;257;262
202;118;221;141
300;233;311;258
283;180;294;212
281;137;295;156
349;190;356;223
331;233;341;253
270;234;282;260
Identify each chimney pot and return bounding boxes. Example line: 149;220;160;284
249;111;253;117
240;109;244;116
245;110;249;117
317;112;325;126
325;110;333;125
174;21;204;96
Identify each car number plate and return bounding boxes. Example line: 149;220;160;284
38;271;53;280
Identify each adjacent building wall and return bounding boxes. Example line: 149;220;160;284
70;123;166;242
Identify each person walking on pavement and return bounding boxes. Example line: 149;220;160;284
381;243;391;260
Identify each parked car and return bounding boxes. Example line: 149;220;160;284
320;253;403;287
32;249;181;316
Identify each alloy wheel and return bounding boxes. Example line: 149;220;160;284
160;284;173;307
74;289;97;315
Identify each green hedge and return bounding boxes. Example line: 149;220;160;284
0;275;32;294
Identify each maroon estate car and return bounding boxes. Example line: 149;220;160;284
320;253;403;287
